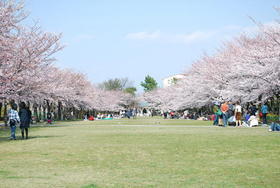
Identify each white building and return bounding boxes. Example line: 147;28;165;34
163;74;186;88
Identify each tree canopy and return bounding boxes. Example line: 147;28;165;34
124;87;137;96
141;75;158;92
143;11;280;111
98;77;134;91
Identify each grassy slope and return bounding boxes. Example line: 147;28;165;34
0;118;279;187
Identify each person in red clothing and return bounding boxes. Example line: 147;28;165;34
170;111;175;119
221;101;229;127
88;115;94;121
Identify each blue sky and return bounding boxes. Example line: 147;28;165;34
25;0;279;92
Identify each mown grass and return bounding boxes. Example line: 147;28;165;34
0;118;279;187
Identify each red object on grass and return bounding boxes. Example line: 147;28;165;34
88;115;94;121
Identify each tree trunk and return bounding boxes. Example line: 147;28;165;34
72;107;76;120
4;102;7;126
33;103;39;122
43;105;46;121
58;101;62;121
46;100;51;114
278;95;280;121
38;105;42;122
0;102;2;120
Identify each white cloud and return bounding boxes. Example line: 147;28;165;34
125;31;161;40
125;22;277;44
125;30;217;44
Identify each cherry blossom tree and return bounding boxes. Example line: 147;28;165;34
142;16;280;112
0;0;63;102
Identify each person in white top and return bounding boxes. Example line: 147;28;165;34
248;115;258;127
234;101;242;127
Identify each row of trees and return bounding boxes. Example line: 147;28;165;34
0;0;161;120
143;12;280;114
3;0;278;121
0;0;136;122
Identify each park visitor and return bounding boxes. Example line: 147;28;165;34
228;101;235;118
249;103;257;116
234;101;242;127
170;111;175;119
261;103;269;125
163;112;168;119
88;115;94;121
47;112;52;124
212;104;219;125
269;122;280;131
83;114;88;120
221;101;229;127
8;103;20;140
243;110;250;123
19;102;32;139
248;115;258;127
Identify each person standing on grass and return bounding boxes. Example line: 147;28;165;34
228;101;235;118
221;101;229;127
213;104;219;125
8;103;20;140
234;101;242;127
261;103;269;125
19;102;32;139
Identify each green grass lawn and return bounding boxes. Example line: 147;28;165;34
0;118;279;187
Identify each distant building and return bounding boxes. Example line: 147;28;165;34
163;74;186;88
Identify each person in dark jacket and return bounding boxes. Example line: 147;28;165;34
19;102;32;139
249;103;257;116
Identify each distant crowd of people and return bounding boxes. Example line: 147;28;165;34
6;101;279;140
162;110;208;120
83;109;145;121
212;101;269;127
83;113;113;121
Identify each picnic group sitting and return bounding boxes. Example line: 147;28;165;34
213;101;270;128
84;113;114;121
83;114;95;121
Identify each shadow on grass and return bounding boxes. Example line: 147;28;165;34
0;135;64;143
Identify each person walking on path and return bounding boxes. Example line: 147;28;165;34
8;103;20;140
234;101;242;127
19;102;32;139
221;101;229;127
261;103;269;125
